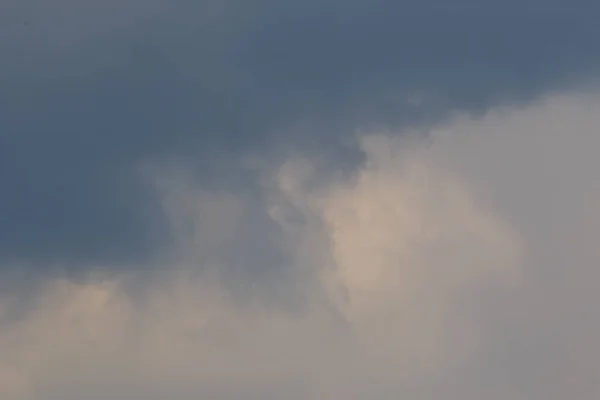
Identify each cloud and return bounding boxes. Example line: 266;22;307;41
2;91;600;398
2;0;600;267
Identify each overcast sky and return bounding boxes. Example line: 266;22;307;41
2;1;600;399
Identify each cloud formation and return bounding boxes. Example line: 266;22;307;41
2;92;600;399
2;0;600;266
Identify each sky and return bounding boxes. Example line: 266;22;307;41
1;1;600;399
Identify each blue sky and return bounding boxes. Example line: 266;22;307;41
2;2;600;399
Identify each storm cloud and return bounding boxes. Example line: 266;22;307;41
2;0;600;267
2;3;600;397
2;93;600;398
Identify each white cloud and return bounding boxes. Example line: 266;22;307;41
2;92;600;399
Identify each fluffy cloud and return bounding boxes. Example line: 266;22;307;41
2;92;600;399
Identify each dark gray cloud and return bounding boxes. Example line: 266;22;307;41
2;0;600;268
3;94;600;399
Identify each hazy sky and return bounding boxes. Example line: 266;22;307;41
2;1;600;399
